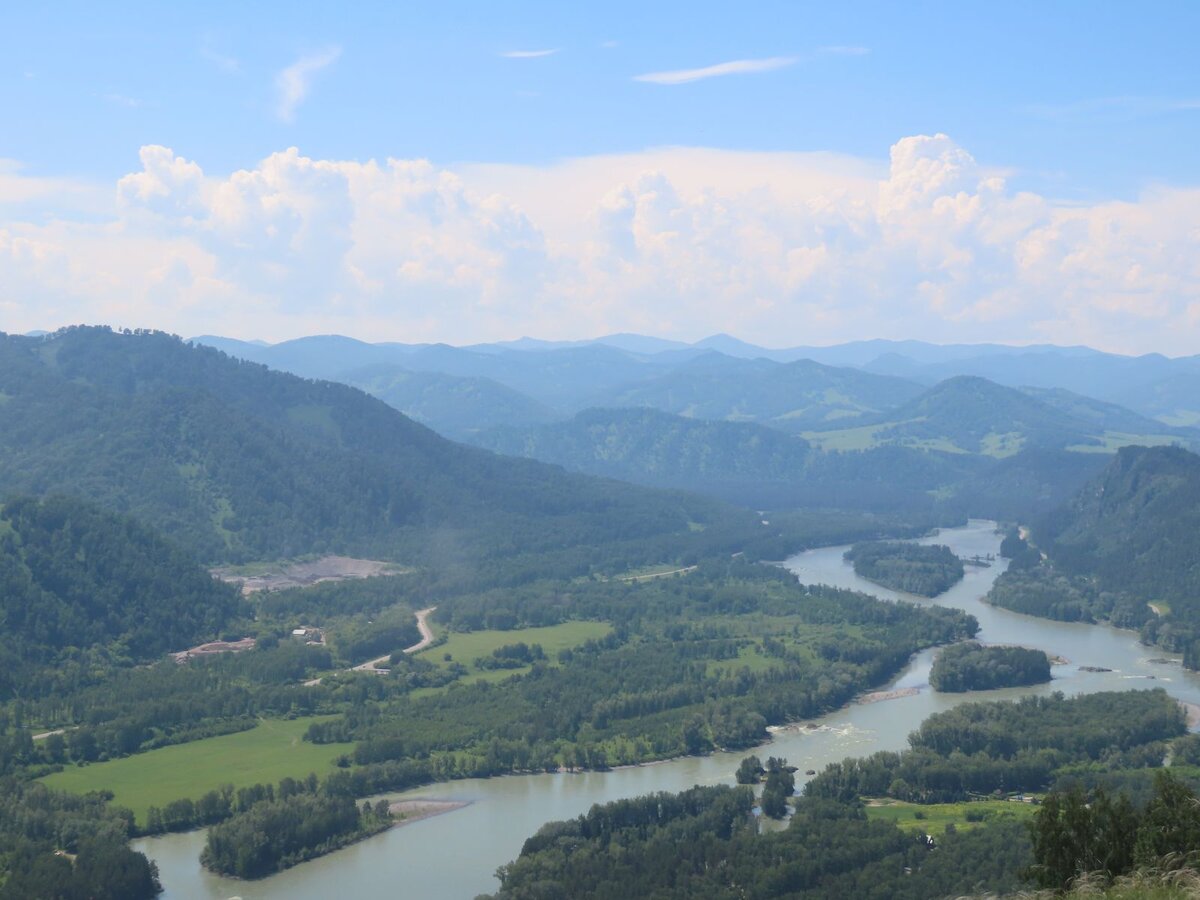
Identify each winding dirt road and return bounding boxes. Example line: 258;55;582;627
351;606;438;673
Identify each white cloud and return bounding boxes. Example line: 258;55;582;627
1;137;1199;353
501;49;559;59
275;47;341;123
633;56;797;85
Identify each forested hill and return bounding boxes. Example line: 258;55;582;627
806;375;1184;456
1039;445;1200;602
473;407;982;512
0;495;243;697
592;352;924;433
0;327;738;564
989;445;1200;662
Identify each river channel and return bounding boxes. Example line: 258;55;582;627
138;519;1200;898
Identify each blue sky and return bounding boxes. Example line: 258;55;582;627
1;2;1199;351
5;1;1197;195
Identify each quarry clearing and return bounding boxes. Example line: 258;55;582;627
211;555;411;594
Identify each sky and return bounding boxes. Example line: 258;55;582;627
1;1;1199;353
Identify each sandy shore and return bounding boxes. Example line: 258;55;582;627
1179;701;1200;729
388;799;469;827
857;686;920;704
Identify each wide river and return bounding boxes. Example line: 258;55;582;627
137;520;1200;898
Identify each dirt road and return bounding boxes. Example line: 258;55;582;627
344;606;438;675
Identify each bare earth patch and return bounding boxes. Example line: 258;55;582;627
858;686;920;704
172;637;256;663
211;556;408;594
388;799;469;826
1180;701;1200;729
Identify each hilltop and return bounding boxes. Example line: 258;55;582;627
0;327;736;564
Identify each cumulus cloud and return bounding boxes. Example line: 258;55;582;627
0;136;1199;352
634;56;797;85
275;47;341;122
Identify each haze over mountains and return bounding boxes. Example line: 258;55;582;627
191;331;1200;431
188;331;1196;521
0;328;738;565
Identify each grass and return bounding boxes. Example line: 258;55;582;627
41;717;350;825
1068;432;1182;454
419;621;611;670
801;423;890;451
864;797;1037;835
980;430;1026;458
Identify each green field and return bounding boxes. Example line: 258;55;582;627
1067;431;1182;454
41;717;350;825
419;620;612;670
864;798;1037;835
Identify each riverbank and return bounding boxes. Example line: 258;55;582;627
389;799;469;826
858;686;920;704
1180;702;1200;729
138;520;1200;900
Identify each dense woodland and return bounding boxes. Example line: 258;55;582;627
486;690;1200;899
0;495;244;700
201;791;391;879
0;327;748;564
805;691;1184;803
929;642;1052;692
990;446;1200;666
843;541;964;596
3;328;1200;894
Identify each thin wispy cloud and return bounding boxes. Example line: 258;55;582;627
275;46;341;123
501;49;559;59
1025;95;1200;121
633;56;797;85
200;37;240;74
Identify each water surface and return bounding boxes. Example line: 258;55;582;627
139;520;1199;898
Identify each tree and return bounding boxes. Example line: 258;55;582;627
735;755;764;784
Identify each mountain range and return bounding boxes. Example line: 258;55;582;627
0;328;735;564
191;332;1200;436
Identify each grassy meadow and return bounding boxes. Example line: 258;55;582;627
41;717;349;825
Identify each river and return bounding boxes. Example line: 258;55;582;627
137;519;1200;898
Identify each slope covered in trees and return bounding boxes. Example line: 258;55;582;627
483;690;1194;899
989;446;1200;663
0;495;243;698
806;375;1185;456
593;352;924;433
0;327;738;564
339;364;557;439
929;643;1051;692
843;541;965;596
473;407;983;511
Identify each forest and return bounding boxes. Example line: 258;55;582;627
843;541;964;596
928;642;1052;692
991;446;1200;666
4;329;1199;893
485;690;1200;899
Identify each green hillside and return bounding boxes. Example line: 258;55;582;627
0;327;735;564
473;406;984;512
595;352;924;432
0;495;243;698
989;446;1200;663
806;375;1183;456
340;364;558;439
